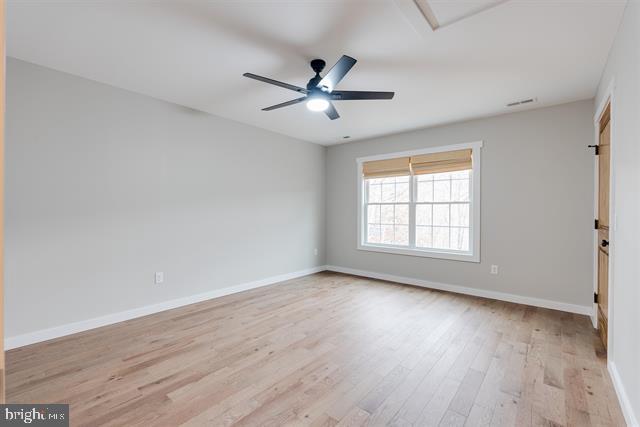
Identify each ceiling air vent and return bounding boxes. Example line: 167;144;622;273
507;98;537;107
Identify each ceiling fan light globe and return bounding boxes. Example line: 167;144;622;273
306;98;329;112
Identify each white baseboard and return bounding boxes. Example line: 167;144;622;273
6;264;596;349
325;265;593;316
5;265;328;350
609;360;639;427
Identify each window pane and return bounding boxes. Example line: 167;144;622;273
367;205;380;224
416;226;432;248
367;203;410;247
416;204;432;226
367;224;381;244
381;205;394;224
416;180;433;202
433;204;450;226
433;226;450;249
381;183;395;202
451;170;470;179
394;225;409;246
395;204;409;225
433;172;452;181
451;204;469;227
434;180;451;202
368;182;381;203
451;179;470;202
396;182;410;202
381;225;395;244
365;163;474;255
450;227;470;251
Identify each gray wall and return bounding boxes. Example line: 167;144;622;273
327;100;594;308
5;58;326;338
595;2;640;423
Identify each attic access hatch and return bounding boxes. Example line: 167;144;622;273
395;0;508;32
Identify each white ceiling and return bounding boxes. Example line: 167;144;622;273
7;0;626;145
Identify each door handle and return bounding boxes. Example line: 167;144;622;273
601;239;609;247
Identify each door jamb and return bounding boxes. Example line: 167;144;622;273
592;79;615;359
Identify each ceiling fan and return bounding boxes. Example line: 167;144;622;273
243;55;394;120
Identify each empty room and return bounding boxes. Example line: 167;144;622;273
1;0;639;426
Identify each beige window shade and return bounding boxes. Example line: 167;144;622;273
362;157;411;178
410;149;472;175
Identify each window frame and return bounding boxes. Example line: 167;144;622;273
356;141;482;263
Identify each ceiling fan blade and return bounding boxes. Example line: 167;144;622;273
262;97;307;111
331;91;395;100
316;55;357;93
243;73;308;94
325;102;340;120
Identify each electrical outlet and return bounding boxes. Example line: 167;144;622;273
155;272;164;284
490;265;499;275
314;248;319;256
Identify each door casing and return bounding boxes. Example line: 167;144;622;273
592;81;615;357
597;109;610;349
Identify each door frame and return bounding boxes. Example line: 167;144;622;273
0;0;5;403
592;79;615;357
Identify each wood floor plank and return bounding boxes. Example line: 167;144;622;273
358;365;409;414
335;407;370;427
448;368;485;417
415;376;462;426
466;404;495;427
439;409;467;427
6;272;626;426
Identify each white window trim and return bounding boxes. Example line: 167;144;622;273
356;141;482;263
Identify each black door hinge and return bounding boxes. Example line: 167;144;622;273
594;293;599;304
588;145;600;155
595;219;599;229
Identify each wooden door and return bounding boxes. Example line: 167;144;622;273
596;103;610;350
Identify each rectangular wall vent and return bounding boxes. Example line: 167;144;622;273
507;98;536;107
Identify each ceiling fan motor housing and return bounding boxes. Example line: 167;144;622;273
310;59;326;74
307;59;327;92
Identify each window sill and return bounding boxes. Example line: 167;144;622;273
357;243;480;263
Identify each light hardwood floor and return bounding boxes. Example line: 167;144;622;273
7;272;625;426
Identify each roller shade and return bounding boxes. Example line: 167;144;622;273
410;149;472;175
362;157;411;178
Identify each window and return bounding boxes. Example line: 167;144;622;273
415;170;470;251
365;175;410;246
357;142;481;262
